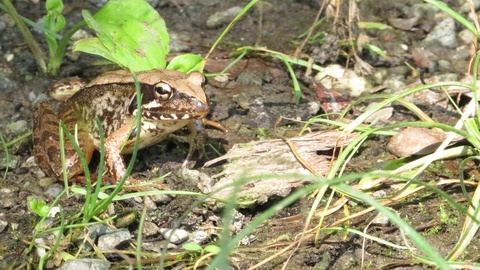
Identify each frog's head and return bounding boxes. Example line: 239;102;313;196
128;71;209;121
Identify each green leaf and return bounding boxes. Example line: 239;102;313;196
204;245;221;253
45;0;63;14
381;157;410;171
43;14;66;34
73;38;124;64
363;43;388;60
44;0;65;32
73;0;170;71
357;21;392;30
166;54;203;73
182;242;203;251
29;199;50;217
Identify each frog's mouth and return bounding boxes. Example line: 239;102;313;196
142;97;209;121
143;111;206;121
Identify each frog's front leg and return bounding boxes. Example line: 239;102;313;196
103;125;136;184
103;125;168;190
181;119;228;167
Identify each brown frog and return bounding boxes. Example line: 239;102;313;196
33;69;209;186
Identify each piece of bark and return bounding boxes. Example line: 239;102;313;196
204;130;359;208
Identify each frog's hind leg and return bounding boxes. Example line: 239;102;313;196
34;102;61;178
33;101;95;180
61;113;96;179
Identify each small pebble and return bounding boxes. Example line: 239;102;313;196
191;230;209;244
0;217;7;233
6;120;28;136
0;155;20;170
161;228;189;244
58;259;110;270
368;212;390;226
97;229;131;251
206;6;243;28
140;221;161;237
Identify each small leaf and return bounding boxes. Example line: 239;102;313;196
357;21;392;30
166;54;203;73
182;242;203;251
45;0;63;14
204;245;221;253
44;0;65;32
363;43;389;60
29;199;50;217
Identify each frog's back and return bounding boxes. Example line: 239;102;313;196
60;83;135;142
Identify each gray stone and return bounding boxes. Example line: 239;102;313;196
368;212;390;226
161;228;189;244
0;20;6;32
0;155;20;170
0;72;19;91
142;241;162;252
459;0;480;13
372;190;387;198
44;185;64;198
437;59;452;72
76;224;115;251
314;64;373;97
383;76;406;94
206;6;243;28
458;28;475;45
140;221;161;237
191;230;209;244
58;259;110;270
424;17;458;48
97;229;131;251
169;32;192;52
0;216;7;233
6;120;28;136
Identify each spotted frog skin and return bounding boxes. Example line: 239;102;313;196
33;69;209;184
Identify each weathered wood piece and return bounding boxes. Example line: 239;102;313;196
205;130;359;207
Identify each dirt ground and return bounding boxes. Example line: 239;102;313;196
1;0;479;269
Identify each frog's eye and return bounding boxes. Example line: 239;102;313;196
154;82;173;100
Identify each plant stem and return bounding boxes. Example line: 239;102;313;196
2;0;46;73
47;20;86;76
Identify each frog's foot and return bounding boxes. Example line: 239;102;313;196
184;119;227;166
183;126;207;168
172;119;227;167
202;118;228;133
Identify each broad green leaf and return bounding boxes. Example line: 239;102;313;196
73;38;123;64
166;54;203;73
73;0;170;71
